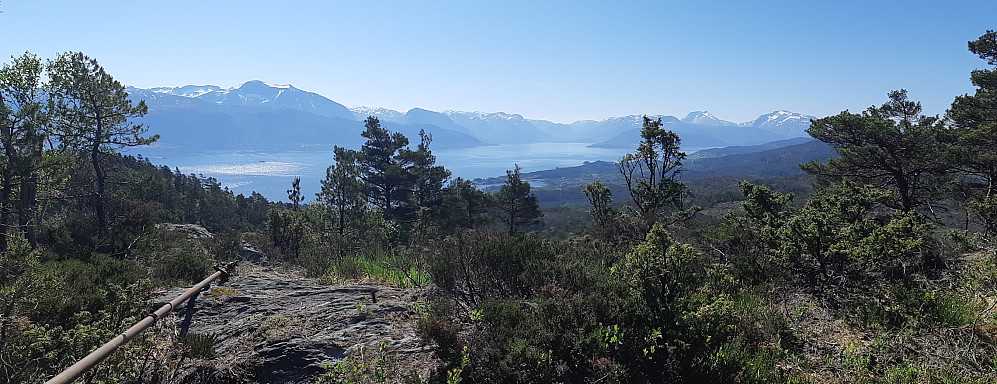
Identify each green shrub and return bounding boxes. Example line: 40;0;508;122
297;244;339;278
179;332;219;359
318;341;410;383
421;227;794;383
0;255;151;383
890;286;978;327
416;301;462;363
429;231;559;307
968;194;997;237
209;229;243;261
422;234;628;383
153;250;214;284
849;285;980;329
27;254;146;325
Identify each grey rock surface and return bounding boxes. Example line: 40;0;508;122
156;223;214;239
152;264;435;383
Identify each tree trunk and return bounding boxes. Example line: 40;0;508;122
0;126;16;251
338;203;345;237
19;172;38;248
18;135;42;248
507;198;516;235
92;118;106;229
0;177;11;251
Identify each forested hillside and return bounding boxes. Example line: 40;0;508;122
4;30;997;384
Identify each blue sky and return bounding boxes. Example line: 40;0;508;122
2;1;995;123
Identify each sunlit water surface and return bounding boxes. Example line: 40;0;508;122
131;143;634;202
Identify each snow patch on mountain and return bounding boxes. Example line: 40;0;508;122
131;79;821;145
146;81;302;104
742;110;815;127
263;82;292;89
348;106;404;122
443;111;525;122
148;85;223;98
681;111;737;126
741;110;816;138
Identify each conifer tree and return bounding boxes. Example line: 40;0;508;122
356;116;414;221
803;90;947;213
0;52;48;249
497;164;542;234
287;177;303;210
948;30;997;233
319;146;367;236
439;177;493;229
403;129;450;212
47;52;158;228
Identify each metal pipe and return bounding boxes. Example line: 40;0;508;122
45;262;236;384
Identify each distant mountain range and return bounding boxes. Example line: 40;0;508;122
589;111;817;150
476;139;836;187
128;81;817;152
474;139;838;207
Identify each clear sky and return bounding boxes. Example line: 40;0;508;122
1;1;995;123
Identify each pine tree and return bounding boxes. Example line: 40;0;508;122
948;30;997;233
497;164;542;234
0;52;48;249
803;90;947;213
287;176;303;210
404;129;450;211
47;52;158;228
319;146;367;236
356;116;414;222
439;177;494;229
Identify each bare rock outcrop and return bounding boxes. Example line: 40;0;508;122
156;223;214;239
153;264;435;383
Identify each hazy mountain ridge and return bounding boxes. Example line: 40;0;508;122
348;105;405;122
145;80;356;120
468;138;835;208
682;111;737;126
127;86;484;151
742;110;818;137
124;81;831;203
474;139;834;187
686;137;816;160
129;81;816;152
590;110;815;150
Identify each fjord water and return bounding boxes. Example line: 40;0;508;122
132;142;630;202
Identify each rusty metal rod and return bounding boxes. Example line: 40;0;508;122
45;262;236;384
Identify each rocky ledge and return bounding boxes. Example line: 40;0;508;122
152;263;436;383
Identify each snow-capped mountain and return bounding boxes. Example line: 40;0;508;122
348;106;404;122
128;82;484;151
741;110;816;137
146;85;222;98
143;80;355;120
399;108;472;136
444;111;525;122
129;80;817;150
585;108;821;151
681;111;737;126
443;111;549;144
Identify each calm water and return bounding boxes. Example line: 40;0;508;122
131;143;629;202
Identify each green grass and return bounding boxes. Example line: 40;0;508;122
306;251;431;288
337;252;431;287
